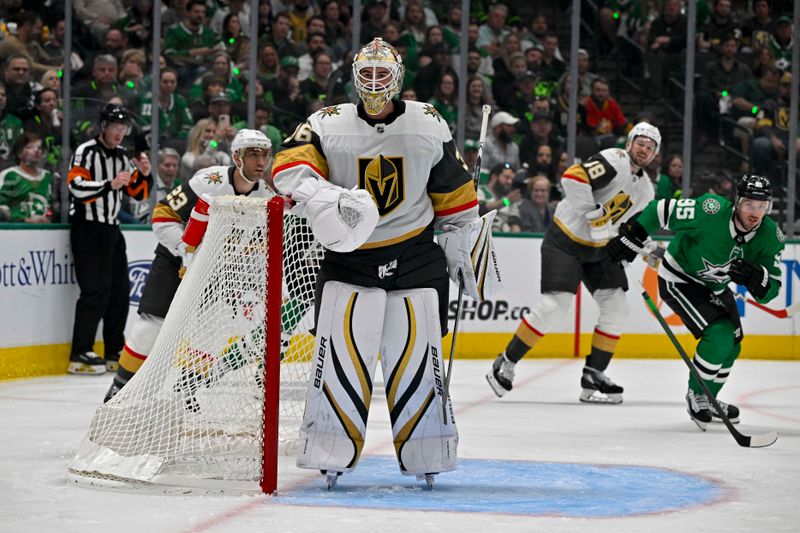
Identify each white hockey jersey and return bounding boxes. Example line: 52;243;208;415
271;100;478;250
554;148;655;247
151;165;273;255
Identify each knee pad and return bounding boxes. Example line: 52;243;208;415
697;319;736;366
119;314;164;373
522;291;573;335
593;288;628;337
380;288;457;476
297;281;386;473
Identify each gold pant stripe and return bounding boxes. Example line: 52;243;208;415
591;329;619;353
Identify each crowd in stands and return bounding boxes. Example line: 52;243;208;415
0;0;795;230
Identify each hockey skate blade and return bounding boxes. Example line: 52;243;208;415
579;389;622;404
485;371;510;398
416;474;435;489
711;415;740;425
747;431;779;448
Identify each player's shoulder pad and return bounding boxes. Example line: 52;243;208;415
308;102;357;130
405;100;452;141
595;147;629;171
695;193;731;217
187;165;231;197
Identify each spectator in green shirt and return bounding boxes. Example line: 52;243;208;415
656;152;684;200
138;67;194;152
164;0;219;85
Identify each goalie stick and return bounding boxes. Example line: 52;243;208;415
638;284;778;448
441;105;492;422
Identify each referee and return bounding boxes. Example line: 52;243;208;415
67;103;152;375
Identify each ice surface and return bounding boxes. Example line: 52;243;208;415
1;359;798;532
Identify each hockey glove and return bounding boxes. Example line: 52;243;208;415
585;204;612;242
438;211;503;301
291;178;379;253
728;258;770;299
606;220;649;263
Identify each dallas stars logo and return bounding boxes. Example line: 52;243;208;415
205;172;222;184
697;257;734;284
423;104;442;122
702;197;721;214
317;105;341;119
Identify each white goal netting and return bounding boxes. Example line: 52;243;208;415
67;196;322;493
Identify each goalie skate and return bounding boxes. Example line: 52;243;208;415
322;470;341;490
579;367;623;404
417;473;436;489
486;353;515;397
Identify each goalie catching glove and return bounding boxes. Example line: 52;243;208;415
290;178;379;253
438;211;503;301
728;258;770;299
606;219;649;263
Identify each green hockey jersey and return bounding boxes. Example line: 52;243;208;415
0;166;52;221
636;194;784;302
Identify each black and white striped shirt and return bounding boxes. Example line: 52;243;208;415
68;137;152;224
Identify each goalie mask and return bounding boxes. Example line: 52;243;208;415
231;128;273;183
352;38;405;115
625;122;661;168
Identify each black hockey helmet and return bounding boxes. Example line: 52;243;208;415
100;103;130;124
100;103;132;135
736;174;772;212
737;174;772;200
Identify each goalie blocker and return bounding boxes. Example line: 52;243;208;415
298;281;456;477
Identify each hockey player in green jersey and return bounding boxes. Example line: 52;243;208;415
607;175;785;429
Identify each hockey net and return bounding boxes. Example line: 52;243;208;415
67;196;322;494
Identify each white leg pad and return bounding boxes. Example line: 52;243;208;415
593;288;628;336
297;281;386;473
521;291;574;334
126;313;164;356
380;288;457;476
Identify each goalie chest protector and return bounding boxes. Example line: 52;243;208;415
277;100;469;249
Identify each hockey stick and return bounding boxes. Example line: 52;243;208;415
441;105;492;422
638;285;778;448
745;298;800;319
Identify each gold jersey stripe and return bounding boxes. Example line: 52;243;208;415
152;203;182;223
429;181;478;214
553;217;606;247
272;144;329;179
562;163;590;184
358;224;428;249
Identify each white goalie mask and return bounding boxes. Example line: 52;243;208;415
352;38;405;115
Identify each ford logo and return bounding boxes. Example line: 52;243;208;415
128;260;152;306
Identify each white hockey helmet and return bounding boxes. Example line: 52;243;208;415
626;122;661;156
231;129;272;182
352;38;405;115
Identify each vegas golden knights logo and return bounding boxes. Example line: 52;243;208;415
358;155;405;216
